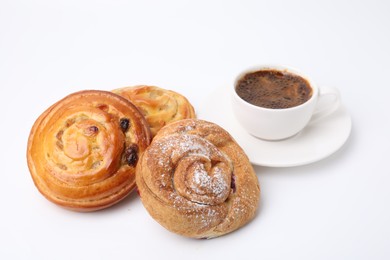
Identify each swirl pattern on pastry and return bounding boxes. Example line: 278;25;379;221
27;90;151;211
112;85;196;137
136;119;260;238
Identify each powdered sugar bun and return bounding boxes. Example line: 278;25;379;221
136;119;260;238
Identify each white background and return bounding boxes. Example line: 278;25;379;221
1;0;390;259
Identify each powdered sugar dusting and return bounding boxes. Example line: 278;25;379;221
151;133;227;170
145;129;260;235
169;190;222;229
191;164;228;198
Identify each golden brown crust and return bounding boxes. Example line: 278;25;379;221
27;90;151;211
136;119;260;238
112;85;196;137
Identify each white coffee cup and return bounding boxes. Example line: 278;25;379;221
231;65;340;141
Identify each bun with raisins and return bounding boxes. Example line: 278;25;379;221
27;90;151;211
112;85;196;137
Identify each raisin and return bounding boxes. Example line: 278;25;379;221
231;173;236;193
56;130;64;140
56;140;64;150
84;126;99;136
124;144;139;166
120;118;130;132
65;118;75;127
57;163;67;170
96;104;109;112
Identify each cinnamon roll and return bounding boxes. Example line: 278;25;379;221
136;119;260;238
27;90;151;211
112;85;196;137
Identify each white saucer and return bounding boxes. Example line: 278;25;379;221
198;87;352;167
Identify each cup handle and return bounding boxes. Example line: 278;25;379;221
310;87;341;124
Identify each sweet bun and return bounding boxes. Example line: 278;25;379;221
112;85;196;137
136;119;260;238
27;90;151;211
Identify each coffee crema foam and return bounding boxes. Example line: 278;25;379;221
235;69;313;109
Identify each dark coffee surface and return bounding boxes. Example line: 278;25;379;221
235;69;312;109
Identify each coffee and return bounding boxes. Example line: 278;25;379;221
235;69;312;109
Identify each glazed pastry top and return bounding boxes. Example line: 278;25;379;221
27;90;151;211
113;85;196;137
